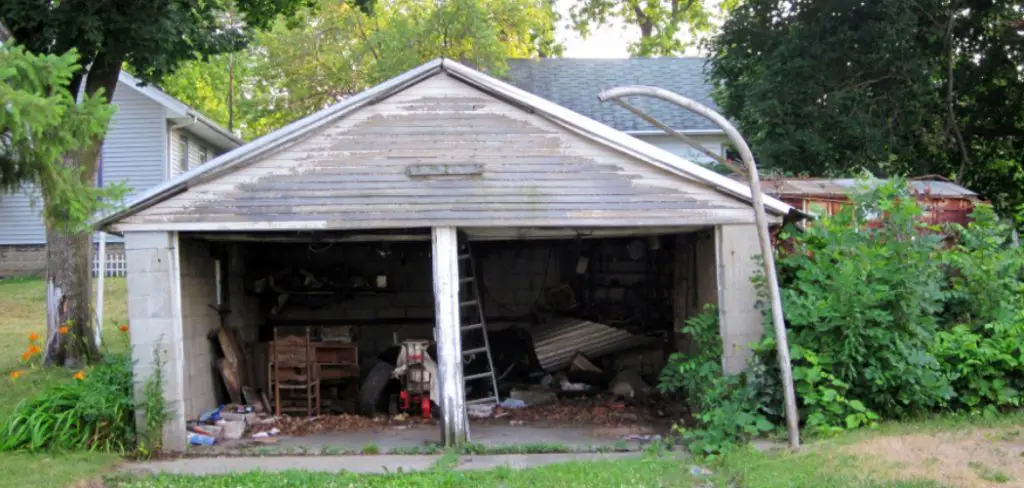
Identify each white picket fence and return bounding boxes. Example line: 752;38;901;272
93;252;127;277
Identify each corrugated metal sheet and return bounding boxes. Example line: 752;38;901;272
0;85;167;244
758;178;979;199
531;318;651;372
117;73;768;231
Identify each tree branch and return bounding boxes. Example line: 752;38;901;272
942;6;971;183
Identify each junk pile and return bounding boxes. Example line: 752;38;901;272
466;318;667;421
187;404;264;446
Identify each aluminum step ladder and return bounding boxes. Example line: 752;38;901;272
457;235;500;406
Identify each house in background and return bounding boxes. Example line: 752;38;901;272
0;72;242;277
505;58;728;166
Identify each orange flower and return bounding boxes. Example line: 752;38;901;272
20;351;31;361
27;333;40;342
72;371;86;381
58;326;69;335
27;345;41;355
118;324;129;333
9;370;22;380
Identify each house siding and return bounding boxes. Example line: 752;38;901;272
635;134;726;167
169;129;218;177
117;73;757;231
0;84;167;245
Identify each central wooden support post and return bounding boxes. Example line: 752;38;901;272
431;226;468;446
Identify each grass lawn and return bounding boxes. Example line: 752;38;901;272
0;277;130;487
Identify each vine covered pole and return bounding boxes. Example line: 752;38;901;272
598;86;801;449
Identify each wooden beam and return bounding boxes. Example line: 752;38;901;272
431;226;468;446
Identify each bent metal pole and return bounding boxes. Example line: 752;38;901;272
597;86;801;449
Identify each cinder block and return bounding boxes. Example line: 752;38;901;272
126;248;169;274
124;231;172;251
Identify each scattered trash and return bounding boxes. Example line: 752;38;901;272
468;403;496;419
198;406;222;423
509;420;525;426
690;466;713;477
540;374;555;389
510;388;557;407
559;377;590;392
620;434;661;442
252;432;270;439
499;398;528;409
192;424;222;439
394;425;410;431
570;353;603;374
221;420;246;441
392;413;409;422
608;370;651;399
188;432;216;446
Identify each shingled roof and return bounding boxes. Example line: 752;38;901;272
504;58;722;134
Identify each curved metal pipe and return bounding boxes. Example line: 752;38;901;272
598;85;801;450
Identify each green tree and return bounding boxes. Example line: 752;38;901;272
1;46;123;233
708;0;1024;215
162;0;561;139
568;0;730;56
1;0;307;366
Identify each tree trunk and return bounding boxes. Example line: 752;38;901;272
44;195;99;367
42;55;122;367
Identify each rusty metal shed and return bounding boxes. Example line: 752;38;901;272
98;59;796;451
758;178;984;226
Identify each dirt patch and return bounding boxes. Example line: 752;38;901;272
843;427;1024;487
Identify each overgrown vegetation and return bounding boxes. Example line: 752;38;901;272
661;179;1024;454
659;305;772;456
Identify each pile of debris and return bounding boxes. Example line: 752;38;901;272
265;414;383;437
469;394;666;427
187;404;269;446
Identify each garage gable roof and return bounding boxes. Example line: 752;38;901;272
97;59;792;230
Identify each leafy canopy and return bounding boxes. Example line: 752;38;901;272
162;0;562;139
568;0;733;56
0;45;125;230
708;0;1024;215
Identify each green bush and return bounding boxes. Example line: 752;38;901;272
941;205;1024;326
766;179;951;423
0;353;135;453
659;305;773;456
932;318;1024;414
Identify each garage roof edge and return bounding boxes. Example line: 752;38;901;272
96;58;791;230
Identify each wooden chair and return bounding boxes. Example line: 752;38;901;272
270;327;321;416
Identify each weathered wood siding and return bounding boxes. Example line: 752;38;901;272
117;74;760;232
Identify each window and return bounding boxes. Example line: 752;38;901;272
177;134;189;174
200;147;210;164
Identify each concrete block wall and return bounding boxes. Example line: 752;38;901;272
716;224;764;374
178;238;221;420
0;244;46;277
124;231;186;451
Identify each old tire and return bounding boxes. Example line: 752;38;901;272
358;360;395;415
